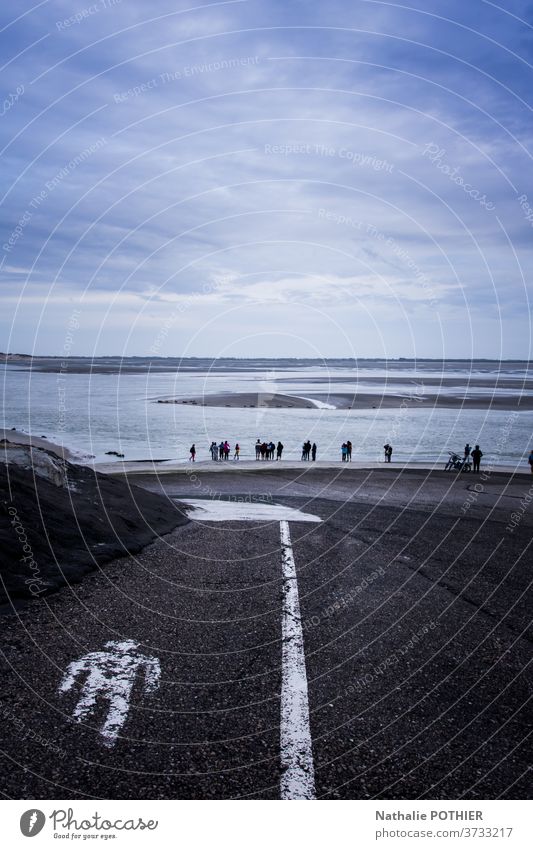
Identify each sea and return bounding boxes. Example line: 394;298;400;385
1;358;531;467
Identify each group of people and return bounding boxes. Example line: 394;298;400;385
190;438;389;463
187;440;523;473
255;439;284;460
464;442;483;472
301;440;317;461
341;441;353;462
204;441;240;461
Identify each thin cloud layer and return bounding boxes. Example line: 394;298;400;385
1;0;532;357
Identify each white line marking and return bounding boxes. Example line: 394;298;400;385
279;520;316;800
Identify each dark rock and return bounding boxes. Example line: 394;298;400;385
0;458;188;606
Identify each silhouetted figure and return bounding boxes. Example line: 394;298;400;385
311;443;317;461
383;443;390;462
346;440;352;461
341;443;348;461
471;444;483;472
386;444;392;463
219;441;224;460
464;443;472;459
276;441;284;460
210;441;218;461
224;441;230;460
234;443;240;460
260;441;268;460
255;439;261;460
268;441;275;460
189;444;196;462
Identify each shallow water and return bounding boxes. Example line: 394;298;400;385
2;360;531;466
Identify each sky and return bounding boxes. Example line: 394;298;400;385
1;0;532;358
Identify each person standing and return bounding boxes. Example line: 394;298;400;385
260;441;267;460
234;443;240;460
219;441;224;460
224;441;230;460
383;443;390;462
386;444;393;463
311;442;317;461
471;444;483;472
276;441;284;460
210;441;218;461
255;439;261;460
346;440;352;461
464;443;472;459
341;443;348;462
189;444;196;462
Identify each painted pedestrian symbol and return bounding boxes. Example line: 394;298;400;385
59;640;161;747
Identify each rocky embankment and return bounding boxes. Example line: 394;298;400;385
0;440;187;607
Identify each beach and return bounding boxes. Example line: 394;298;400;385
1;364;532;800
157;390;533;410
3;358;531;466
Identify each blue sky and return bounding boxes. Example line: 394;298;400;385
1;0;532;357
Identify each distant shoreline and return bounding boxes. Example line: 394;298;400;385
2;353;532;374
2;353;532;361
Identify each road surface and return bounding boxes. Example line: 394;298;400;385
0;468;531;799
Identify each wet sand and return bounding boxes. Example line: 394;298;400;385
0;427;94;462
156;390;533;410
157;392;317;409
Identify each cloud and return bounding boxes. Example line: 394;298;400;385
0;0;532;356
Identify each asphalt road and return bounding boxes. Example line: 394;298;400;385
0;468;531;799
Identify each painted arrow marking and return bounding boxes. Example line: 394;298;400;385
180;499;321;523
59;639;161;747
